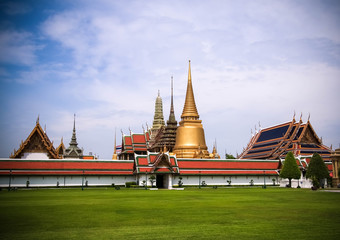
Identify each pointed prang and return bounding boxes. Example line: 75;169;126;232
181;60;199;120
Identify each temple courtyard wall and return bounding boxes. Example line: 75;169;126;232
0;175;135;188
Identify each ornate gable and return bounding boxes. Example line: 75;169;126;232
10;118;59;159
299;121;321;144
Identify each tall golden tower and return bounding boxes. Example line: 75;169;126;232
173;61;210;158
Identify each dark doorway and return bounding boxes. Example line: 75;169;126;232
156;175;164;188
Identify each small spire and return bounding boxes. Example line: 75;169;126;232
167;76;177;124
308;113;310;122
293;111;296;121
36;115;40;124
44;124;46;133
158;89;160;97
258;121;261;130
73;114;76;131
300;113;303;122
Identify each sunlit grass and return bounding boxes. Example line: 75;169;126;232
0;187;339;240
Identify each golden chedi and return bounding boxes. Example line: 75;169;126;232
173;61;210;158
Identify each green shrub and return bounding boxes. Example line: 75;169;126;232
178;177;183;187
249;179;254;186
125;182;137;188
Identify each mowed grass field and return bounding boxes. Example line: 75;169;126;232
0;187;339;240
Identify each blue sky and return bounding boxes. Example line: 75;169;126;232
1;0;339;158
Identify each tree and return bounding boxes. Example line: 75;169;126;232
306;153;329;188
280;152;301;187
149;175;156;187
225;153;236;159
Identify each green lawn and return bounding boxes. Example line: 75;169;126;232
0;187;339;240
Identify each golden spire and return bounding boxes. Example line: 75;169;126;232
181;60;199;120
173;61;209;158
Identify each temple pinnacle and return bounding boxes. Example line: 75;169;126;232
181;60;199;119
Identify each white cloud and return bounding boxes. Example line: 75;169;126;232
0;30;37;65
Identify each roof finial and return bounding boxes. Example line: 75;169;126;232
293;110;296;121
114;128;117;154
142;124;145;133
300;112;303;122
158;89;160;97
308;112;310;122
36;115;40;124
258;121;261;130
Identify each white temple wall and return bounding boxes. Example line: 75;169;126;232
279;176;329;188
0;175;136;188
174;175;279;186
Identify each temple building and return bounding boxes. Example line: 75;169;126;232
10;117;59;159
239;116;332;162
1;61;336;189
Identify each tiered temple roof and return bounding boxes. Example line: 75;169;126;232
239;117;332;162
134;152;179;174
56;138;65;158
10;117;59;159
119;130;150;160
